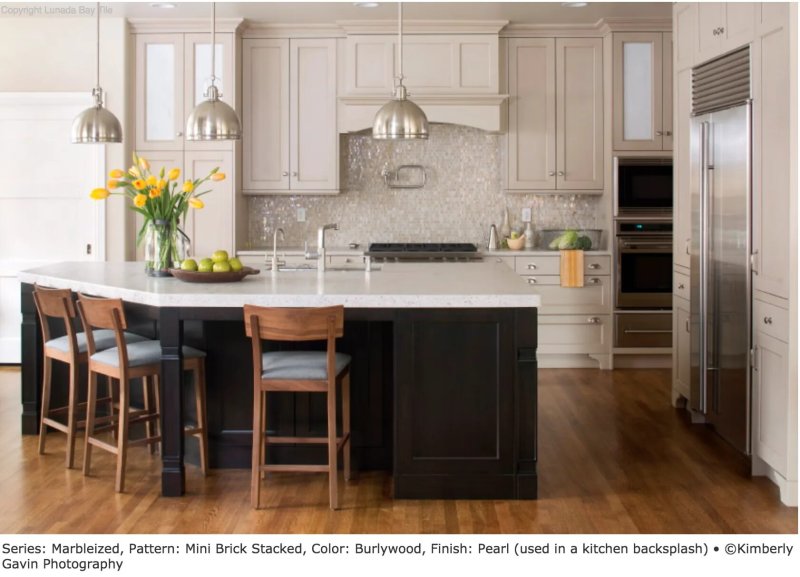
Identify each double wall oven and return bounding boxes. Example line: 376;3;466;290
613;157;674;349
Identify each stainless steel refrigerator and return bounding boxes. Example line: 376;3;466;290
690;47;751;454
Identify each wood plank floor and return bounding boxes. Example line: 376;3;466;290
0;366;795;533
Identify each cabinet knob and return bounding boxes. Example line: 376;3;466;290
685;238;691;255
588;277;600;284
282;171;289;177
527;277;537;285
176;131;183;137
656;131;663;136
557;171;565;176
678;283;685;290
685;319;690;333
764;316;773;325
548;171;556;177
664;131;672;136
292;171;298;177
527;263;537;270
587;317;600;324
588;263;600;270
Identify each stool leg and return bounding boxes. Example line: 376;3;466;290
153;374;162;455
260;393;267;481
342;372;351;482
193;362;208;476
83;370;98;476
327;383;339;510
115;378;130;493
142;376;155;455
251;387;264;509
37;357;53;456
65;360;80;469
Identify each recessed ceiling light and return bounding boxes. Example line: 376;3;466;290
354;2;380;7
151;2;177;8
561;2;588;7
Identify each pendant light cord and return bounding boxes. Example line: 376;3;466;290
397;2;403;83
210;2;216;87
95;1;100;89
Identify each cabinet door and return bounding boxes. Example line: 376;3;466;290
674;2;697;72
661;33;673;151
183;150;234;258
672;296;691;403
135;34;185;151
131;151;185;260
538;315;610;355
556;38;603;190
290;38;338;192
753;330;789;476
184;32;235;152
722;2;757;53
242;39;289;192
673;68;692;270
613;33;663;151
753;18;790;299
696;2;725;63
507;39;556;191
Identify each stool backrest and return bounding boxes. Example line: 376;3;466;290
32;285;77;349
75;294;128;359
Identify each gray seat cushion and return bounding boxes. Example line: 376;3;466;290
91;340;205;368
45;330;149;354
261;351;351;380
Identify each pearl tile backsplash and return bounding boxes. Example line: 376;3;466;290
247;124;606;250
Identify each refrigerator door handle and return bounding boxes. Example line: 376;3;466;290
698;120;711;414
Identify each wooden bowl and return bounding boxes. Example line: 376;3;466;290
168;266;260;283
506;235;526;250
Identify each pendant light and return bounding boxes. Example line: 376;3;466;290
71;2;122;143
372;2;429;139
185;2;241;141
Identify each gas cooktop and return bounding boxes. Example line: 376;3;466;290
365;243;480;261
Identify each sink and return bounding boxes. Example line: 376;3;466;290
275;265;315;272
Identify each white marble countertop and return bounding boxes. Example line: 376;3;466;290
238;247;612;258
19;261;541;309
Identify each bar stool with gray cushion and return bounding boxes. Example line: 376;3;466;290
76;293;208;493
244;304;351;510
33;285;148;469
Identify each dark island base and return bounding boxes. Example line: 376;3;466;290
21;283;537;499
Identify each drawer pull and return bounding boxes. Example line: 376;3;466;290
685;320;690;333
588;277;601;284
587;317;601;324
763;316;773;325
623;329;673;334
678;283;685;290
527;263;537;270
527;278;537;285
588;263;600;270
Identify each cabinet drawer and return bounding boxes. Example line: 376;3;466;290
753;299;788;343
328;255;365;266
522;275;609;313
515;254;611;275
615;312;673;348
538;315;610;354
674;270;690;301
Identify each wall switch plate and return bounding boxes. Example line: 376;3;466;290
296;207;306;222
521;207;532;222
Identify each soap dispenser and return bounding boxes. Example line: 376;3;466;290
524;221;534;250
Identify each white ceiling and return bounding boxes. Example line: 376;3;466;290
98;1;671;25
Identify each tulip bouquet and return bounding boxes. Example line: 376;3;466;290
91;152;226;276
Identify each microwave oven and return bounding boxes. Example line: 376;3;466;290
614;157;673;216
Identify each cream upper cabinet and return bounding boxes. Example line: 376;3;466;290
674;3;698;71
243;38;338;195
752;11;790;299
135;32;234;152
696;2;757;64
612;32;672;151
507;37;603;193
183;150;235;257
673;67;692;270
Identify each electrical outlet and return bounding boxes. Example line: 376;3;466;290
296;207;306;222
522;207;532;222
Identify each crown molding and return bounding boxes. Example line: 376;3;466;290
599;17;672;33
240;22;345;39
127;18;244;34
502;17;671;38
337;20;509;35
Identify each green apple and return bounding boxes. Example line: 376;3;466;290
211;249;229;263
213;261;231;273
510;231;520;239
228;257;243;272
198;258;214;272
180;258;198;272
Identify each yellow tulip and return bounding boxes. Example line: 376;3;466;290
128;166;140;178
146;175;158;187
107;179;120;189
133;193;147;208
132;179;146;191
182;180;194;193
157;179;167;190
138;157;150;171
109;169;124;179
90;188;110;200
211;172;226;182
189;198;204;209
149;187;161;199
168;168;181;181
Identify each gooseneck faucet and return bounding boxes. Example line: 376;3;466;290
305;223;338;271
271;228;285;272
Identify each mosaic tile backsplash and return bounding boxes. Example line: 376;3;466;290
247;124;606;250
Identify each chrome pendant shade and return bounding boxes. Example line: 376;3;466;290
372;2;429;140
186;3;241;141
72;3;122;143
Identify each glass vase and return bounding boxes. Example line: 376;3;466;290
144;219;184;277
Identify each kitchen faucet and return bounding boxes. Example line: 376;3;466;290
305;223;338;271
270;228;285;272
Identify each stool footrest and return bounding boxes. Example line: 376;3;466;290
265;433;350;451
260;464;330;473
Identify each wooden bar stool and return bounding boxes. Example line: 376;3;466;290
244;304;351;510
32;285;148;469
76;294;209;492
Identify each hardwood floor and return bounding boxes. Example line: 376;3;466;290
0;365;795;533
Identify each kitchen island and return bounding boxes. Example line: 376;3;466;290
19;261;539;499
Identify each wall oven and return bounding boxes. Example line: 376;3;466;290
614;157;673;216
615;220;673;310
